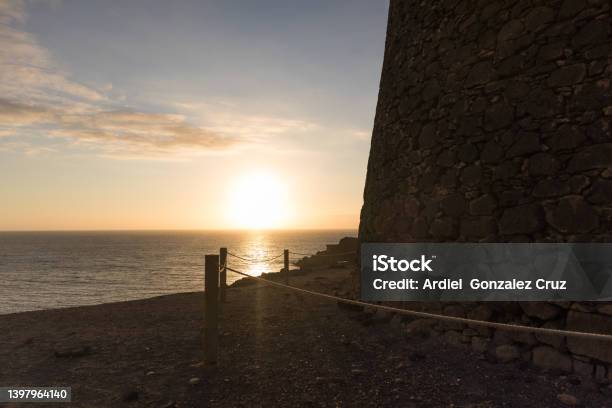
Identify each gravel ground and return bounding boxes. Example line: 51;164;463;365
1;265;610;407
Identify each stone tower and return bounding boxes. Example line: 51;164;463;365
360;0;611;244
358;0;612;375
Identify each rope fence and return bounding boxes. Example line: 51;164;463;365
227;251;285;263
203;247;612;364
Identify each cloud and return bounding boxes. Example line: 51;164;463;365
56;110;236;152
0;98;55;125
0;0;236;158
0;0;26;24
0;98;236;154
174;101;318;143
0;3;104;106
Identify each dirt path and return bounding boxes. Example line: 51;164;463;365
1;266;610;407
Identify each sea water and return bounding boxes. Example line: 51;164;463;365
0;230;355;314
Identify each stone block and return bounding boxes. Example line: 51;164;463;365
535;320;566;350
441;194;466;216
499;204;543;235
532;346;573;372
545;196;599;233
572;20;609;47
472;336;489;353
566;311;612;363
587;179;612;204
520;302;561;320
547;64;586;88
496;344;521;363
528;153;560;176
506;132;541;157
469;195;497;216
572;358;594;377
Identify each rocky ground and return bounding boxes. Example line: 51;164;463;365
1;264;611;407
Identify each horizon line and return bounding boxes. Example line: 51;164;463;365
0;227;359;233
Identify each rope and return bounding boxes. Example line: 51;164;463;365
290;250;357;258
227;252;284;263
226;266;612;342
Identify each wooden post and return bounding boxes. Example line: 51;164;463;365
220;247;227;302
204;254;219;365
284;249;289;284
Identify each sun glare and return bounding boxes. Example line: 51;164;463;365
227;172;290;229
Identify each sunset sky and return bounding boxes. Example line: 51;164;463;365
0;0;388;230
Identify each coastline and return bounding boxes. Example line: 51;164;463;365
2;254;610;407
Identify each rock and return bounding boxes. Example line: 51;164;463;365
472;336;489;353
484;102;514;131
525;88;562;118
441;194;466;216
520;302;561;320
568;144;612;172
404;319;437;337
493;161;521;181
419;123;438;149
422;79;440;101
535;321;566;350
533;346;572;372
525;7;555;31
547;64;586;87
442;305;466;331
408;351;426;362
54;345;92;358
499;204;543;235
436;150;455;167
569;175;590;193
533;179;571;198
444;330;465;346
495;344;520;363
506;132;541;157
122;390;139;402
597;305;612;316
595;364;607;381
546;196;599;233
481;141;504;163
559;0;586;18
547;125;586;152
430;218;456;238
498;20;524;42
572;358;594;377
188;377;201;385
465;61;496;87
572;20;609;48
458;143;478;162
461;165;482;186
460;217;497;238
567;311;612;363
557;393;579;406
469;195;497;215
508;330;538;346
528;153;560;176
587;179;612;204
538;42;564;62
492;330;514;346
468;305;493;322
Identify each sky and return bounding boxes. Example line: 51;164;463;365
0;0;388;231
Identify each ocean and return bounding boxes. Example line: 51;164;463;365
0;230;356;314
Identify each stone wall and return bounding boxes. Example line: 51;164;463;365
358;0;612;378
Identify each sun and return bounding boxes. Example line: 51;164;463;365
226;172;290;229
